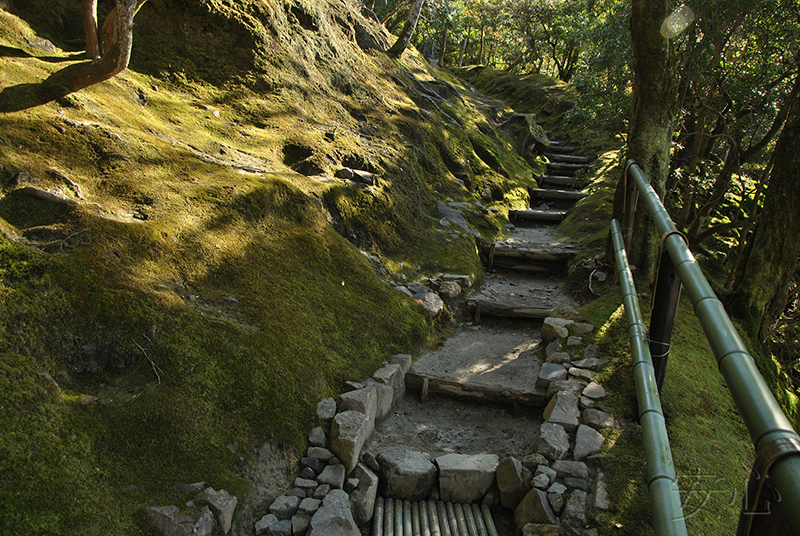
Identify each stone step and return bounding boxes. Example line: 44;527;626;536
539;175;575;188
546;162;591;175
406;371;548;407
546;152;592;164
530;188;588;202
509;209;568;223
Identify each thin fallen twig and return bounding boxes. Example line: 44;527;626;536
133;339;162;384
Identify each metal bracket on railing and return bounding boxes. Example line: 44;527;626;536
737;437;800;535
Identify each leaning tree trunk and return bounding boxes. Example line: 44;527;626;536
726;77;800;340
82;0;100;59
610;0;677;280
47;0;146;92
387;0;426;58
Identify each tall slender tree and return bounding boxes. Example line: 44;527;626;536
611;0;678;279
387;0;426;57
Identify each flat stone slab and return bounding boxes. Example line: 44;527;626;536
536;422;570;461
568;367;595;382
571;357;608;370
437;453;500;503
552;460;589;480
377;449;437;500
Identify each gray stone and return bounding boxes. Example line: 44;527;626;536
593;471;610;510
313;484;331;500
299;497;322;516
318;464;346;489
146;505;213;536
255;514;279;536
330;411;370;473
560;490;587;527
520;454;548;473
566;336;582;346
552;460;589;481
352;169;375;185
582;382;606;399
541;317;574;343
579;397;595;410
551;304;581;320
547;493;565;515
543;392;580;433
363;378;393;423
344;478;358;493
496;457;533;510
565;477;591;492
536;363;568;389
522;523;560;536
417;292;445;317
294;478;318;494
535;465;556;486
437;453;500;503
547;379;584;399
372;364;405;403
308;489;359;536
582;344;600;360
582;408;618;430
442;273;472;288
439;281;462;299
571;357;609;370
532;473;550;490
337;386;378;437
299;467;317;480
545;352;571;365
286;488;306;499
317;398;337;422
307;447;335;463
407;282;431;295
350;463;379;525
569;323;595;335
547;482;567;495
568;367;595;382
292;514;311;535
309;427;326;448
268;519;292;536
515;489;557;530
175;482;205;495
574;425;605;461
335;168;354;179
195;487;237;534
536;422;570;461
302;457;324;474
544;339;562;357
436;201;481;240
377;449;437;500
269;495;302;520
391;354;413;374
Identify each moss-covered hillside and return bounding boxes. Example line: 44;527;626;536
0;1;557;534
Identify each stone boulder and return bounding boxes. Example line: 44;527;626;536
146;506;213;536
318;464;346;489
582;408;618;430
350;463;379;525
536;422;570;461
543;391;580;433
417;292;445;317
363;378;394;423
521;524;560;536
308;490;360;536
377;449;437;500
552;460;589;481
560;490;587;527
438;281;462;299
372;364;405;403
255;514;278;536
540;317;574;343
391;354;413;374
536;363;567;389
269;495;301;520
514;489;557;531
330;411;370;473
195;487;237;534
337;386;378;437
436;453;499;503
582;382;606;399
496;457;533;510
574;424;605;461
317;398;337;423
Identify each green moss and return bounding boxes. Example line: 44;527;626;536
580;292;753;536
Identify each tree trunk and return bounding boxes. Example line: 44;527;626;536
47;0;146;92
437;26;448;67
387;0;425;58
458;28;469;67
478;25;485;64
610;0;677;280
82;0;100;59
726;77;800;340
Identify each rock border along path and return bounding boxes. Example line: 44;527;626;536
145;141;618;536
